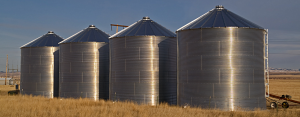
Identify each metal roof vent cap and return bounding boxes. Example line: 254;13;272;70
48;31;54;34
216;5;224;9
89;25;96;28
143;16;150;20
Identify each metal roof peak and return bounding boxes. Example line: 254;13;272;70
143;16;150;20
59;25;109;44
215;5;224;9
89;25;96;28
177;6;264;31
48;31;54;34
110;17;175;38
21;31;64;48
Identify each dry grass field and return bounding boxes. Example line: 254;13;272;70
0;78;299;117
269;75;300;79
0;95;300;117
269;79;300;100
0;85;15;95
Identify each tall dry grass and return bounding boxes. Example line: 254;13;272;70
0;95;299;117
0;79;300;117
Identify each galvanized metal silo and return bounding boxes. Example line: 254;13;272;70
109;17;177;105
20;31;63;98
177;5;267;110
59;25;109;100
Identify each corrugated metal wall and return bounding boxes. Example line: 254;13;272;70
59;42;109;100
110;36;177;105
177;28;266;110
21;47;59;98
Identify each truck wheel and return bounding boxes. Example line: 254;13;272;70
282;102;289;108
270;102;277;109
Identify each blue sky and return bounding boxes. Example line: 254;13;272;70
0;0;300;71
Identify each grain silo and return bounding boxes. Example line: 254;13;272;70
177;5;268;110
59;25;109;100
109;17;177;105
20;31;63;98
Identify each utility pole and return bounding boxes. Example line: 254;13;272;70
11;63;14;79
110;24;128;33
5;55;7;85
4;55;18;85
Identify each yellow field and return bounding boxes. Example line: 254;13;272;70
269;75;300;79
0;85;15;95
0;79;299;117
0;95;300;117
269;79;300;100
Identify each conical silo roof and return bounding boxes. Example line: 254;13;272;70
21;31;64;48
110;16;176;38
177;5;264;31
59;25;109;44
